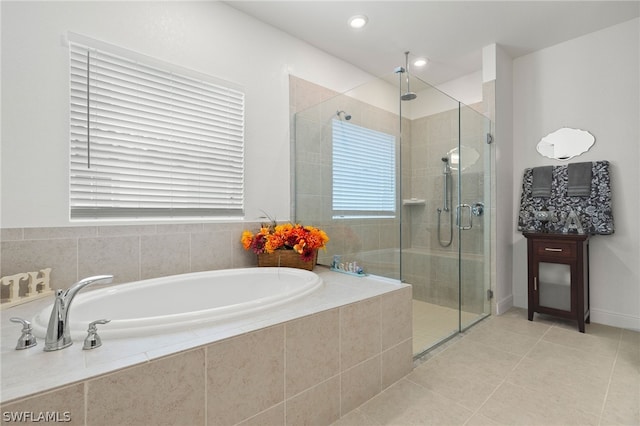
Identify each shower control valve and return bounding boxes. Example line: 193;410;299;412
471;202;484;217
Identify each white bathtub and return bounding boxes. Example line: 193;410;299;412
31;267;322;339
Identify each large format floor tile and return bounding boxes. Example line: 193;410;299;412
333;307;640;426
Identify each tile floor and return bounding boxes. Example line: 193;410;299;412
333;307;640;426
412;300;482;355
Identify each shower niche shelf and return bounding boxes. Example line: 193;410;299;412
402;198;426;206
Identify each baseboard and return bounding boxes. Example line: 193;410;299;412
494;294;514;316
590;308;640;331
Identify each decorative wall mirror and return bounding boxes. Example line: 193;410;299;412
447;145;480;171
536;128;595;161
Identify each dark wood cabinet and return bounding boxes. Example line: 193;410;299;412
524;232;590;332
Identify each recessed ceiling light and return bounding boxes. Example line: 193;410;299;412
413;58;428;67
348;15;368;29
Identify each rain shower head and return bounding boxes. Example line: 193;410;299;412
336;110;351;121
401;51;417;101
401;92;417;101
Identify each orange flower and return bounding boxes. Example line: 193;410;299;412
241;231;254;250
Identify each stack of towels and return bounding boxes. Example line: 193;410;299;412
518;161;614;235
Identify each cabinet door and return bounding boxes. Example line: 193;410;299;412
536;261;572;312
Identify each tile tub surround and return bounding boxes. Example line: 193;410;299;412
0;222;259;291
1;268;412;425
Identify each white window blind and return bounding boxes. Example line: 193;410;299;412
69;39;244;219
332;119;396;218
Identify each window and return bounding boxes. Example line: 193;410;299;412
69;36;244;219
332;119;396;218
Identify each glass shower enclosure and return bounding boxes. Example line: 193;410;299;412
292;71;491;357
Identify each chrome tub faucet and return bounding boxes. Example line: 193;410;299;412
44;275;113;351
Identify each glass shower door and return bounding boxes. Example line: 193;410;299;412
458;104;491;331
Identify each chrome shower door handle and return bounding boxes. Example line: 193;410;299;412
456;204;473;230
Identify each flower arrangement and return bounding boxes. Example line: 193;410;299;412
241;222;329;262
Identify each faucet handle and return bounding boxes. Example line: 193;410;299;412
83;319;110;350
10;317;37;350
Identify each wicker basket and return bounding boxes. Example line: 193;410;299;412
257;249;317;271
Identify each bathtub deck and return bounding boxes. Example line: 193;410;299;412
1;266;409;404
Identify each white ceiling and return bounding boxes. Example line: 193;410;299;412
225;1;640;85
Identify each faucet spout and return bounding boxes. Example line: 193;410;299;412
44;275;113;351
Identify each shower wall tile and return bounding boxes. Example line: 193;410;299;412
78;236;140;285
285;308;340;397
206;325;285;426
341;297;381;370
290;76;338;118
285;376;341;426
0;383;85;426
140;233;190;279
1;238;77;290
86;348;206;426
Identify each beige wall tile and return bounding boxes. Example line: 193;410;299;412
341;297;381;370
23;226;96;240
190;231;234;272
156;223;203;234
237;403;284;426
86;348;205;426
1;239;77;290
381;339;413;389
285;309;340;397
207;326;285;425
0;228;23;242
340;356;381;415
78;236;140;284
285;376;340;426
97;224;157;237
380;287;412;350
0;383;85;425
140;233;190;279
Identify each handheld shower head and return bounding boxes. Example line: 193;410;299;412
441;156;451;174
336;110;351;121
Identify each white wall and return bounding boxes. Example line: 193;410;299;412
512;18;640;330
0;1;373;228
491;44;515;315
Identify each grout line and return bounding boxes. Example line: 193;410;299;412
203;345;207;426
597;331;622;425
283;322;287;425
465;321;553;425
